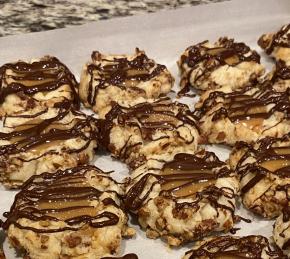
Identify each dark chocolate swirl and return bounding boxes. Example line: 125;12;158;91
184;235;286;259
0;56;79;109
86;49;167;106
2;165;122;233
258;24;290;55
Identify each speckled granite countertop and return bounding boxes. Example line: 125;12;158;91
0;0;229;37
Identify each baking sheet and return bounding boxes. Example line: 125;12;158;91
0;0;290;258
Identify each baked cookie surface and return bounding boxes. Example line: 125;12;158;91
79;49;174;118
2;165;135;259
273;207;290;257
230;134;290;218
0;56;79;119
124;151;239;246
194;83;290;145
183;235;286;259
258;23;290;65
0;106;98;188
99;98;200;169
178;37;264;94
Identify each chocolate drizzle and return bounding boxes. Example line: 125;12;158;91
125;152;234;214
179;37;260;95
101;254;138;259
271;60;290;83
0;106;97;157
0;56;79;109
235;134;290;196
2;165;122;233
86;49;166;106
98;98;199;168
185;235;286;259
258;24;290;55
194;82;290;125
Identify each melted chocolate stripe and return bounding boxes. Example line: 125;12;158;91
185;235;286;259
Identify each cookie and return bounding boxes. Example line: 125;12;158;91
229;134;290;218
124;151;239;246
0;106;98;188
0;56;79;119
194;83;290;145
265;60;290;92
99;98;200;169
258;24;290;65
79;48;174;118
2;165;135;259
183;235;286;259
178;37;264;94
273;207;290;257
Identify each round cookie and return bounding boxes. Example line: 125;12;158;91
79;48;174;118
0;106;98;188
2;165;135;259
258;23;290;65
99;98;200;169
194;82;290;145
273;207;290;257
124;151;239;246
229;134;290;218
183;235;286;259
0;56;79;120
178;37;264;94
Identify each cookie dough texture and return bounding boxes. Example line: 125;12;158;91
79;49;174;118
2;165;135;259
229;134;290;218
0;56;79;120
183;235;286;259
258;24;290;65
125;151;239;246
194;83;290;145
273;207;290;257
99;98;200;169
0;107;98;188
178;37;264;93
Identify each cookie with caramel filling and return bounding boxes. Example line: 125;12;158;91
2;165;135;259
124;151;239;246
79;48;174;118
178;37;264;95
183;235;286;259
99;98;200;169
258;23;290;65
230;133;290;218
0;56;79;120
0;106;98;188
194;82;290;145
